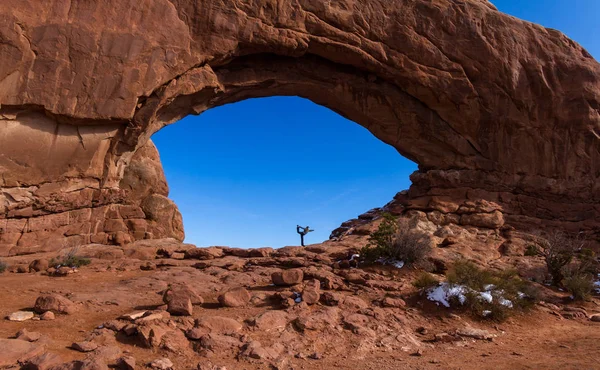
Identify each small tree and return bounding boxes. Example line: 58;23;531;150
361;213;431;265
530;231;586;286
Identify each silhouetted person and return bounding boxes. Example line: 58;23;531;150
296;225;314;247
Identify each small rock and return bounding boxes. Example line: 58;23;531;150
309;352;322;360
416;327;428;335
271;269;304;286
140;262;156;271
149;358;173;370
34;293;77;314
382;297;406;308
120;311;147;321
71;341;98;352
218;287;251;307
162;284;202;316
16;329;42;342
29;259;49;273
434;333;455;343
21;352;64;370
590;314;600;322
456;326;495;340
7;311;35;322
411;349;424;357
117;356;136;370
40;311;55;321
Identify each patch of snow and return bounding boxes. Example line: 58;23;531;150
427;283;466;308
479;291;493;303
482;310;492;317
375;258;405;269
498;298;513;308
594;274;600;294
349;254;360;262
427;283;514;309
483;284;495;291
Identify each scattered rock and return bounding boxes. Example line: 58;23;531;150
456;326;495;340
0;339;46;368
149;358;174;370
7;311;35;322
34;294;77;314
29;259;49;272
163;284;199;316
117;356;136;370
251;310;289;332
195;316;243;334
218;287;251;307
21;352;64;370
40;311;55;321
382;297;406;308
271;269;304;286
590;315;600;322
71;341;99;352
16;329;42;342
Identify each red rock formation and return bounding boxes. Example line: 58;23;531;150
0;0;599;254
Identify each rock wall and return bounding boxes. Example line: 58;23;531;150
1;0;599;255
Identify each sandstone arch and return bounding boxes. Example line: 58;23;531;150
1;0;599;255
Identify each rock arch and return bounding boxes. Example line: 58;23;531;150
0;0;599;255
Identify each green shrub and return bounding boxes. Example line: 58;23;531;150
413;272;439;290
361;214;431;266
50;248;91;268
444;260;541;321
524;244;539;257
0;261;7;273
563;271;595;301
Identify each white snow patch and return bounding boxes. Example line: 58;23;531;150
375;258;405;269
427;283;514;309
479;291;493;303
427;283;466;307
498;298;514;308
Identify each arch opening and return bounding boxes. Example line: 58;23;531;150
151;96;417;248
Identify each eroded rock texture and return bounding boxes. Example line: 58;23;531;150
0;0;599;255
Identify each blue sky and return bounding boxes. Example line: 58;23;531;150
152;1;599;248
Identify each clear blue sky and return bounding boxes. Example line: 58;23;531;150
152;1;599;249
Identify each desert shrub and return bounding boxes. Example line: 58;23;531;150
413;272;439;290
444;260;540;321
446;260;492;291
530;232;597;288
524;244;539;257
530;231;582;286
50;247;91;268
361;214;431;265
0;261;7;273
563;272;595;301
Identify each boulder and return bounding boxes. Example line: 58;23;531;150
271;269;304;286
34;294;77;314
218;287;251;308
162;284;200;316
29;259;49;272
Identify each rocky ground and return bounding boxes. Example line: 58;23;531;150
1;213;599;370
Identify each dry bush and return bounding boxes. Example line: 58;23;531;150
0;261;7;273
529;231;596;287
413;272;439;290
50;247;91;268
446;260;540;321
361;214;432;265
